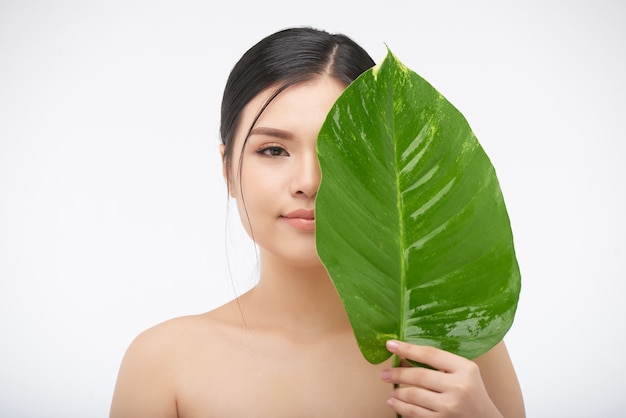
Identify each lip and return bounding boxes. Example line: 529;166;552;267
281;209;315;231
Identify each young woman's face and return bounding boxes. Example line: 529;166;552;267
225;76;346;267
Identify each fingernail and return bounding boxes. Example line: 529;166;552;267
380;369;391;381
386;340;400;350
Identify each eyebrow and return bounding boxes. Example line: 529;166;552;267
248;126;294;140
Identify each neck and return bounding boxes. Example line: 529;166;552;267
238;250;352;338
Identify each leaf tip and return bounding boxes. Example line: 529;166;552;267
372;44;410;78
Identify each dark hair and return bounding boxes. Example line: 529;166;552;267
219;27;375;176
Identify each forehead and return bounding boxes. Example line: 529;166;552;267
237;76;347;138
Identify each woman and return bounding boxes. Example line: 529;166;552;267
110;27;525;417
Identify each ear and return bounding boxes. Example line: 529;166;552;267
220;144;236;198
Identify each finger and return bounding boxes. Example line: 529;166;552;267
386;395;436;418
381;364;446;392
391;386;439;413
386;340;465;372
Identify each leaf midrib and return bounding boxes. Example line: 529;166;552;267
392;68;407;344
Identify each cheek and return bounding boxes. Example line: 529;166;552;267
234;167;277;239
235;164;270;212
238;160;291;216
239;165;273;202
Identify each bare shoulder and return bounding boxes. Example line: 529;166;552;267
122;304;235;361
109;302;241;418
133;305;238;350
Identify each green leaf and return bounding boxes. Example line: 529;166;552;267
315;49;521;364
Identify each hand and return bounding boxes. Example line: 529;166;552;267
380;340;503;418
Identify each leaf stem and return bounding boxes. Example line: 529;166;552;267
394;383;401;418
392;353;401;368
393;354;402;417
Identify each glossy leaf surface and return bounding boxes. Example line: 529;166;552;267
315;50;521;364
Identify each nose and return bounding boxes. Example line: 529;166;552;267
291;151;321;198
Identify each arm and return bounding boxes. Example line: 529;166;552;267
474;341;525;417
109;330;178;418
381;340;525;418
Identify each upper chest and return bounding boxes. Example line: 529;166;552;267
174;329;396;418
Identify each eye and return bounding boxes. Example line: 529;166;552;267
257;145;289;157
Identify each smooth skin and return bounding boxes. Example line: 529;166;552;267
109;75;525;418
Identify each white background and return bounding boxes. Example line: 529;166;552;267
1;1;624;417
